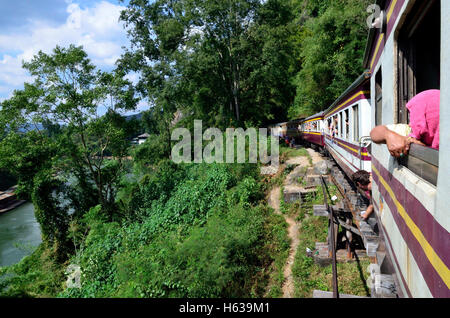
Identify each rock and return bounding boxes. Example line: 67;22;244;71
314;161;329;175
260;166;279;175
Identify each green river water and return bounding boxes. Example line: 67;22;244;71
0;203;42;267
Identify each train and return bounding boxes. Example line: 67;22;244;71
272;0;449;298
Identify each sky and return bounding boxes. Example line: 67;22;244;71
0;0;147;115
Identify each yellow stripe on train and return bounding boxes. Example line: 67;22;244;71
328;91;370;115
325;135;369;157
370;0;397;69
372;164;450;289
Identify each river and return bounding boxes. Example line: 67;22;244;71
0;203;42;267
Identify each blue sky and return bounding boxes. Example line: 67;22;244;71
0;0;147;115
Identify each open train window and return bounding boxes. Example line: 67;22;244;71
338;113;344;138
344;109;350;139
396;0;440;186
334;115;339;137
353;105;359;143
397;0;440;123
375;68;382;126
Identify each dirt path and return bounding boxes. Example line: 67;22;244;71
268;187;281;214
267;152;313;298
281;214;300;298
268;186;298;298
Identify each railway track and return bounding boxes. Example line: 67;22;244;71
314;155;399;298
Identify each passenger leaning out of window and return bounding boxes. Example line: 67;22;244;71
351;170;374;221
370;89;440;158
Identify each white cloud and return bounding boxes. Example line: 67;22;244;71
0;1;130;98
0;55;32;94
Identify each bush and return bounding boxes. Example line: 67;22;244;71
0;245;66;297
58;162;276;298
114;204;268;298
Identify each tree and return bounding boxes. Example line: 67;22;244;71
0;45;138;226
118;0;297;130
288;0;371;118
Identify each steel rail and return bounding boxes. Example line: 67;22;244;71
320;175;339;299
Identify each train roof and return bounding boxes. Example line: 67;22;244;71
324;71;371;117
269;122;287;127
363;0;387;69
303;112;325;123
287;118;305;125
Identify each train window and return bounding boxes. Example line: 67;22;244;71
375;68;382;125
397;0;440;124
396;0;440;186
344;109;349;139
398;143;439;186
353;105;359;143
334;115;339;137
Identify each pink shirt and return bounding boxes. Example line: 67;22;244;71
406;89;440;150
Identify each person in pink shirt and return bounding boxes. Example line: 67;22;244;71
370;89;440;158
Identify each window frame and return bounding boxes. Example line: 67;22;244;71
394;0;440;186
353;104;359;143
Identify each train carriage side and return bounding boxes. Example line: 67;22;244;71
364;0;449;298
269;122;286;139
278;122;288;138
323;73;372;179
285;119;303;140
299;112;325;147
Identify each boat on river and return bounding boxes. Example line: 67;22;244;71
0;186;26;214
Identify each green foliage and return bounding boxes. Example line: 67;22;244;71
114;204;267;298
119;0;297;128
0;0;375;299
57;162;286;298
228;177;263;208
0;169;16;191
289;0;371;118
0;45;137;219
0;131;56;199
264;213;290;298
0;245;66;297
31;171;74;262
132;133;168;167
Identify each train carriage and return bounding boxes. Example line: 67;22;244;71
268;122;287;138
269;0;449;299
364;0;449;298
285;119;304;140
323;73;372;179
299;112;325;147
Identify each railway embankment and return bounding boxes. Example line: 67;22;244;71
266;145;371;298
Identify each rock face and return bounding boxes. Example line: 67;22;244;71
313;161;329;175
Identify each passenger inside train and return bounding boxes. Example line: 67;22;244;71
370;89;440;158
331;116;338;140
351;170;374;221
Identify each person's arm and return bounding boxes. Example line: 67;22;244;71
370;125;410;158
362;204;374;221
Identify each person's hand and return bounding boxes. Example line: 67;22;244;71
361;211;368;221
408;136;426;147
386;130;409;158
